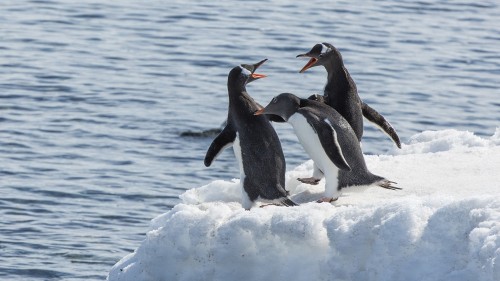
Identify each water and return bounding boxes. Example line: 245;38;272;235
1;0;498;279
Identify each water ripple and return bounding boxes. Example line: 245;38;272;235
1;0;499;280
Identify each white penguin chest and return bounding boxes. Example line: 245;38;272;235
232;133;245;178
288;114;331;170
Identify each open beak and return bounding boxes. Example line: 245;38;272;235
252;59;268;79
298;57;318;73
251;73;267;79
254;58;267;70
247;59;268;83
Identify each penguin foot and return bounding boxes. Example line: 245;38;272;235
297;177;321;185
316;197;338;203
378;180;402;190
280;198;298;207
260;198;298;208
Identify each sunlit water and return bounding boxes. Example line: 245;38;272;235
1;0;499;279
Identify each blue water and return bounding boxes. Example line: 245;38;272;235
1;0;498;279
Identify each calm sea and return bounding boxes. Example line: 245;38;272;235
1;0;498;279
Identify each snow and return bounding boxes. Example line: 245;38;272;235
108;128;500;281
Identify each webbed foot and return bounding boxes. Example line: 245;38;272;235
378;180;401;190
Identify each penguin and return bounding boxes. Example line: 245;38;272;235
204;59;297;210
297;43;401;148
255;93;400;203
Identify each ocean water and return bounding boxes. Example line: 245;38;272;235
1;0;498;280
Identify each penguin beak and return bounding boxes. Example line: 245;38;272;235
253;58;268;70
296;53;309;58
298;57;318;73
251;73;267;79
254;107;287;121
247;58;268;83
254;105;281;119
254;107;287;122
247;73;266;83
254;108;265;115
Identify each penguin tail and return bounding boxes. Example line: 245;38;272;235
378;179;402;190
280;197;299;207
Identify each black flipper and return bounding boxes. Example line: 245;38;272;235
204;125;237;167
302;111;351;171
361;102;402;148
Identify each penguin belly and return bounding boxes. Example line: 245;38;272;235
232;133;253;209
288;114;341;199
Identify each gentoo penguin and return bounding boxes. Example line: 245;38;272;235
255;93;400;203
297;43;401;148
204;59;296;210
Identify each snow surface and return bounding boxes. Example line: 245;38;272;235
108;128;500;281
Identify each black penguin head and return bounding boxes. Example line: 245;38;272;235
227;59;268;88
254;93;300;122
296;42;340;73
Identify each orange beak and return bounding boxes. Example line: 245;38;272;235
254;108;265;115
299;58;318;73
251;73;267;79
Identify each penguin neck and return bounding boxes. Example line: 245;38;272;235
228;84;258;113
227;79;247;96
323;58;356;100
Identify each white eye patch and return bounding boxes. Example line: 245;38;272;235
239;66;252;76
320;43;331;55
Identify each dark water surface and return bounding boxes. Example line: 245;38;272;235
1;0;499;279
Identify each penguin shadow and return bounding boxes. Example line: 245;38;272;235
287;178;328;204
285;167;327;204
291;190;370;208
290;189;324;204
288;177;375;206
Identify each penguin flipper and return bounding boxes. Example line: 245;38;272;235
204;125;236;167
304;113;351;171
361;102;402;149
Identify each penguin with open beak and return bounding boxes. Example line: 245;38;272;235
205;59;297;210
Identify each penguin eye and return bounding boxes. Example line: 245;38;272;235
271;97;278;103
